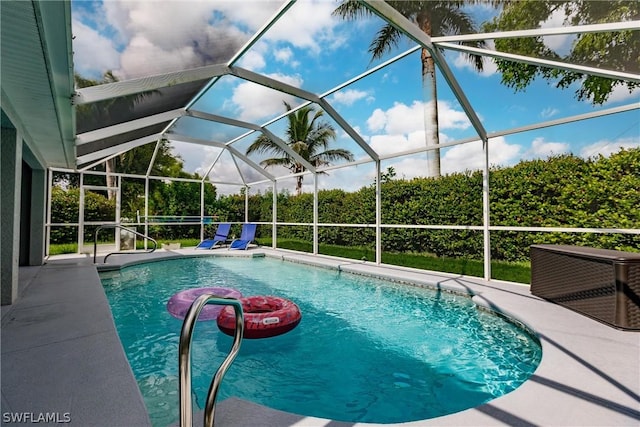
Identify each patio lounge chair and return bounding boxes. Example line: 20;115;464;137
195;223;231;249
229;223;257;250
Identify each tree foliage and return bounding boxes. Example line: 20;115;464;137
52;148;639;260
246;102;354;195
245;148;640;261
50;186;116;243
484;0;640;104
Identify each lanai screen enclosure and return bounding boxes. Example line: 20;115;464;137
3;1;638;284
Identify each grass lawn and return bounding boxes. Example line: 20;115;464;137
257;238;531;284
49;238;531;284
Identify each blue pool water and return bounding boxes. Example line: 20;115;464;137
100;256;541;426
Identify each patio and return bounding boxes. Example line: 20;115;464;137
2;1;639;426
2;248;638;426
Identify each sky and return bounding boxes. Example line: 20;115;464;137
71;0;639;195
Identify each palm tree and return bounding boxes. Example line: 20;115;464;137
246;102;354;195
333;1;487;178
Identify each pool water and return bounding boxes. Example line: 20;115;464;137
101;256;541;426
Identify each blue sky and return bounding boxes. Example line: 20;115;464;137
72;0;639;194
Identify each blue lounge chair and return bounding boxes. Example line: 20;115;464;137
229;223;257;250
195;223;231;249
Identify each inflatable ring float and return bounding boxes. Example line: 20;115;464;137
216;295;302;339
167;287;242;321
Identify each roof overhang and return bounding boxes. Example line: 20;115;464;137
0;0;75;169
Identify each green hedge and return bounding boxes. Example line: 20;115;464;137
50;148;639;260
50;187;116;243
242;148;640;261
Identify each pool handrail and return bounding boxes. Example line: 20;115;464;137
179;295;244;427
93;224;158;263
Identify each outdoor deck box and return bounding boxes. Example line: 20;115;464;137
530;244;640;331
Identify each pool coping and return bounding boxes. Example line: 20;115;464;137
2;247;639;426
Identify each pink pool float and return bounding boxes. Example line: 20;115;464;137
167;287;242;321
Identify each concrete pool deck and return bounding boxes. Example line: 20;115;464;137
1;247;638;426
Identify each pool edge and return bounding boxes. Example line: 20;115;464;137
15;248;639;427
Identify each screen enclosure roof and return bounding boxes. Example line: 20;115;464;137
2;1;638;190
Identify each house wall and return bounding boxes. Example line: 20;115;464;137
1;127;22;305
1;126;47;306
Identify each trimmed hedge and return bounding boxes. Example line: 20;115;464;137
51;148;639;261
50;187;115;243
240;148;640;261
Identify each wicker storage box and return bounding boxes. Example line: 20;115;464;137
530;244;640;330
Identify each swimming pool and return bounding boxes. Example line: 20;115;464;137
101;256;541;426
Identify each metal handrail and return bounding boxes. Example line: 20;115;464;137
179;295;244;427
93;224;157;263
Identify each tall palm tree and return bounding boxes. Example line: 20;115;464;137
333;1;487;178
246;102;354;195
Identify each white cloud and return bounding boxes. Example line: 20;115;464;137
605;84;640;104
238;50;267;71
72;19;120;78
379;156;430;181
369;133;424;157
174;145;221;176
331;89;372;106
523;137;570;159
292;132;583;193
118;35;202;78
272;47;300;69
441;137;521;174
113;2;212;48
274;47;293;63
362;101;475;159
381;72;399;85
235;40;270;71
77;1;278;79
488;137;523;165
366;109;387;132
103;1;279;48
212;154;266;186
262;1;341;54
540;8;575;56
366;100;471;135
580;137;639;159
381;102;425;134
540;107;560;119
438;101;473;130
173;144;269;194
230;73;303;122
213;1;284;34
541;76;639;106
364;136;521;181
